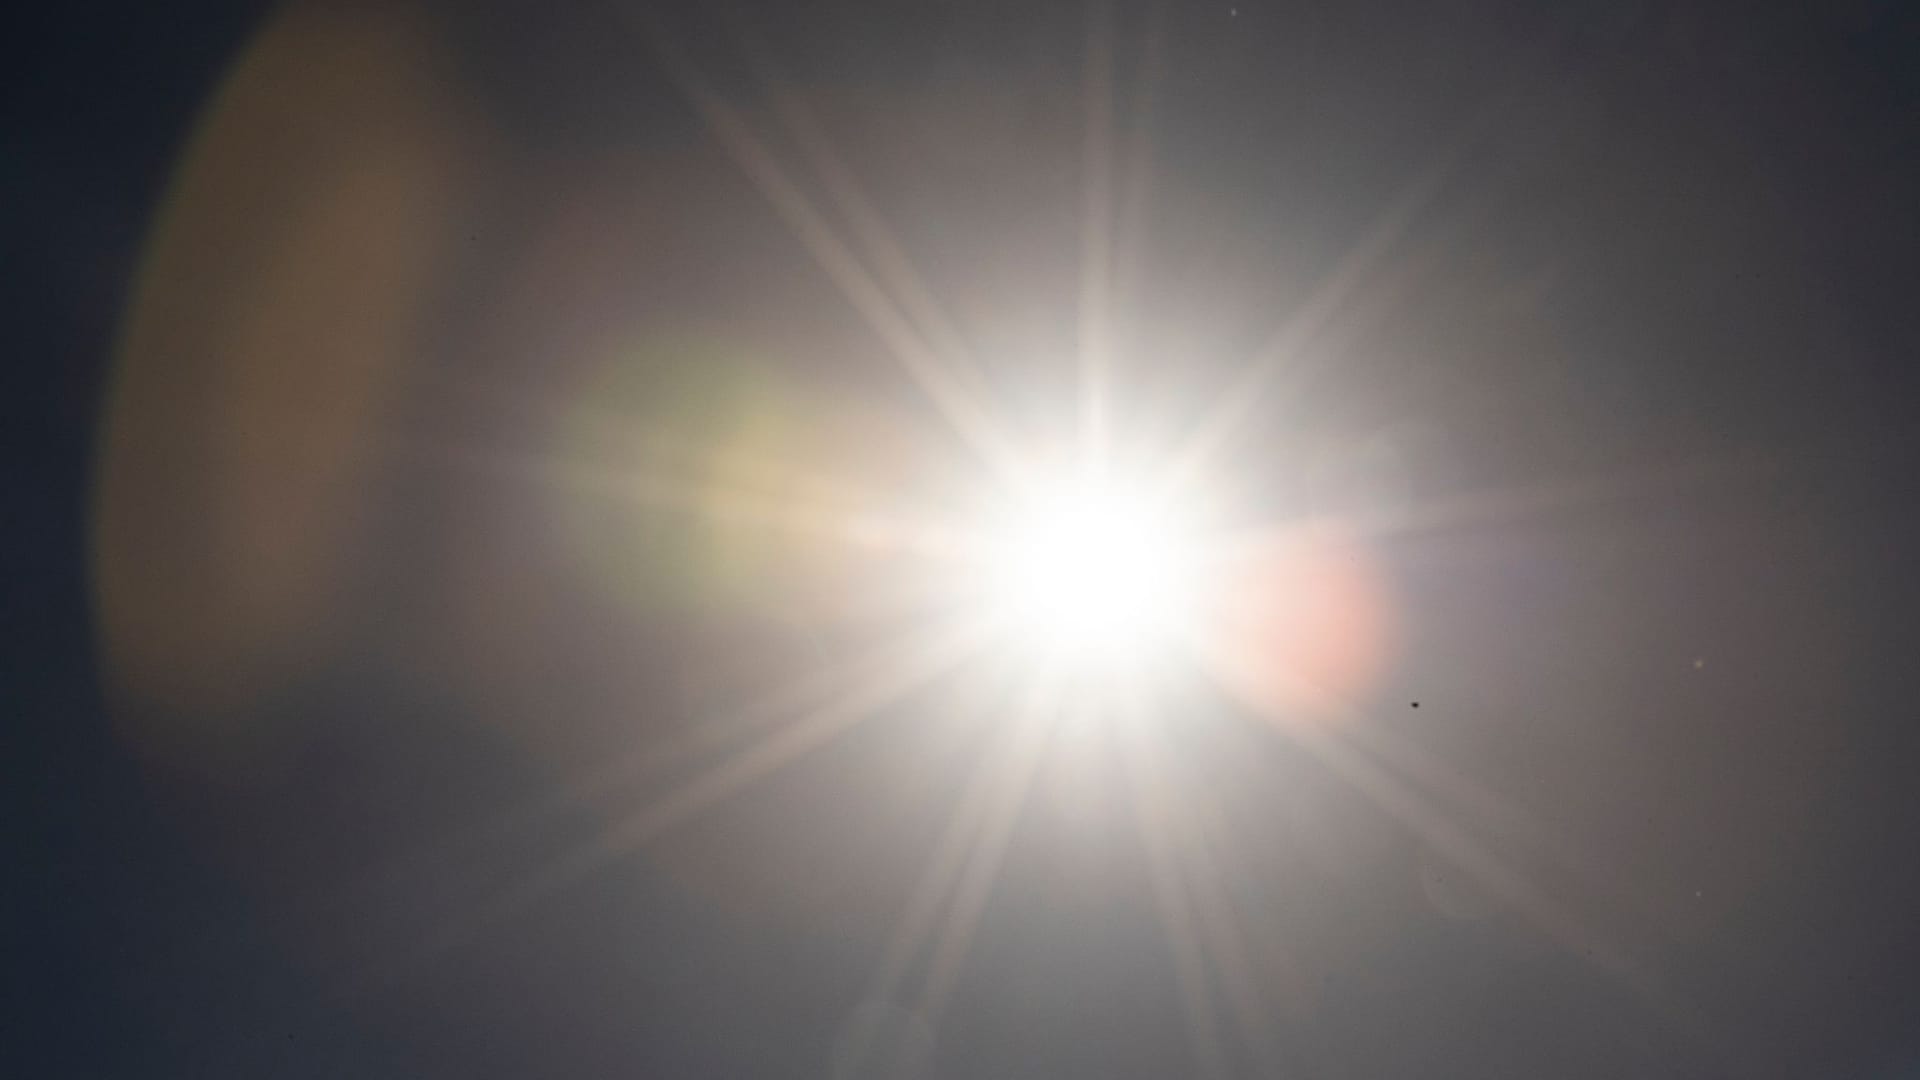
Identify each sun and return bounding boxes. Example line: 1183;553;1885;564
980;465;1202;668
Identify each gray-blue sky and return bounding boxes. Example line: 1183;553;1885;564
12;2;1920;1077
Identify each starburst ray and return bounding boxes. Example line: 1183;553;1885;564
864;677;1035;1006
1160;16;1593;498
1338;448;1773;546
1107;5;1166;362
319;620;980;937
415;617;990;959
406;433;977;567
1119;711;1232;1080
1336;715;1680;935
1210;666;1714;1048
1156;753;1290;1077
412;366;908;515
1079;0;1117;468
1161;156;1460;495
721;9;995;403
628;15;1026;484
918;677;1062;1020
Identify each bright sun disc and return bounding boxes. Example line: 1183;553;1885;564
984;472;1198;664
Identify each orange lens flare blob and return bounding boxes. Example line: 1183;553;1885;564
1199;525;1394;720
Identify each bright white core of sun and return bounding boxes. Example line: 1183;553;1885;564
981;474;1200;665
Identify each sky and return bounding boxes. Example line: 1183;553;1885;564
11;2;1920;1077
